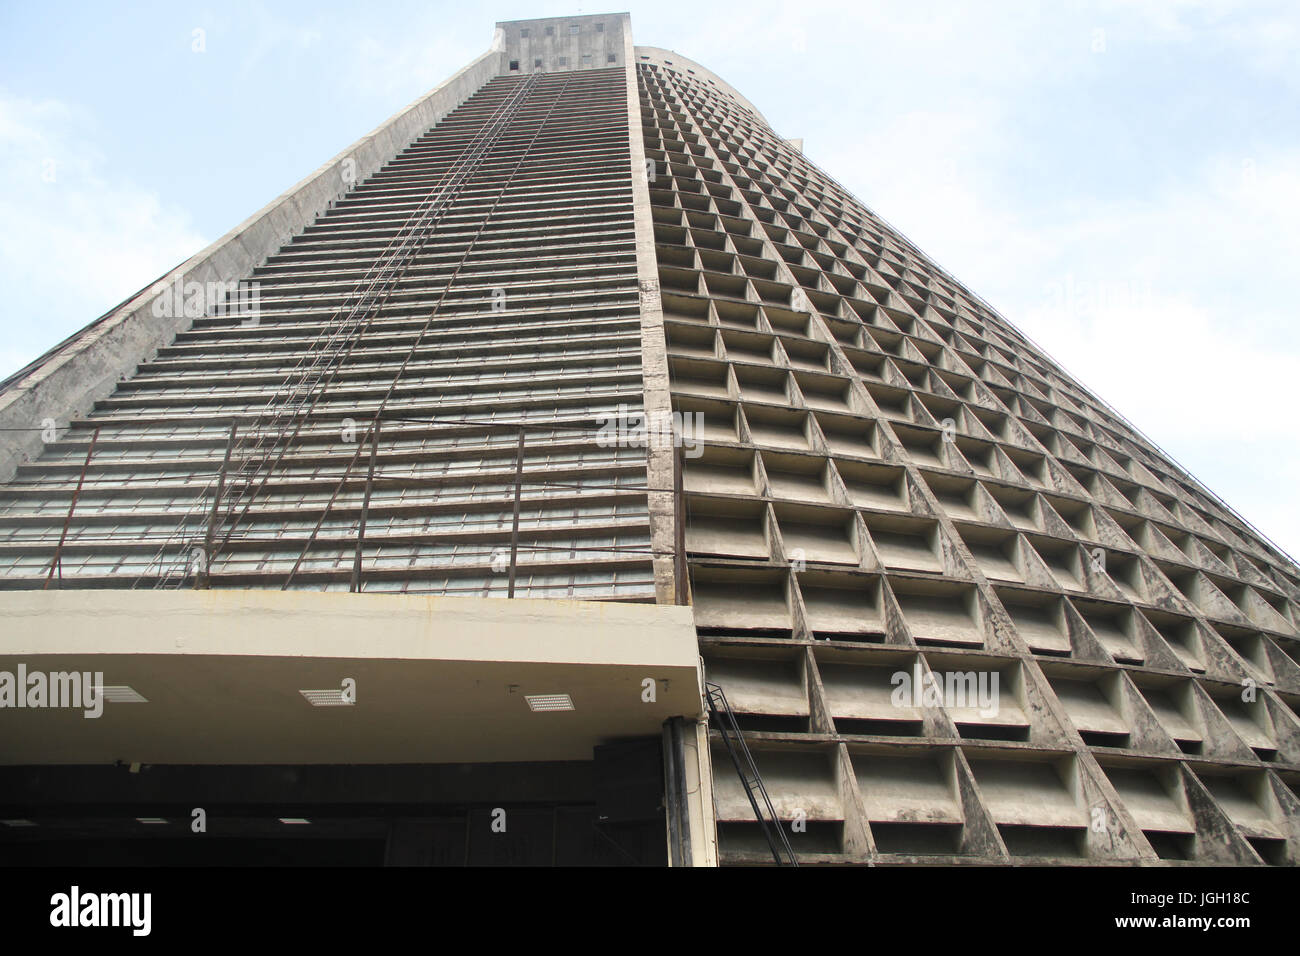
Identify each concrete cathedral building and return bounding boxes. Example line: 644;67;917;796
1;13;1298;867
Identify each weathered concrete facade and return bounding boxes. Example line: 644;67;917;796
637;45;1300;865
0;13;1297;867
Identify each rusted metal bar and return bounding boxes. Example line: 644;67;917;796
507;428;525;598
280;420;371;591
350;419;382;593
196;422;238;589
44;427;99;589
674;442;687;605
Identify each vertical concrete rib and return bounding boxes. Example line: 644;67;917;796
621;16;679;606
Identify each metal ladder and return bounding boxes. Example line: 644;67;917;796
704;681;798;867
134;72;541;589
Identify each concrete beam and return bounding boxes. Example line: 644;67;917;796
0;589;701;765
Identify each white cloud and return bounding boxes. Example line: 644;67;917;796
0;89;208;373
343;29;472;101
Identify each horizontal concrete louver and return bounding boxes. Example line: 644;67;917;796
1214;628;1276;685
1147;614;1210;672
1197;772;1286;841
797;573;884;639
835;461;908;512
958;524;1025;583
817;659;922;730
684;498;767;559
853;752;964;826
999;592;1072;656
1206;690;1293;761
967;757;1088;830
892;581;985;649
1051;677;1130;740
1075;603;1144;664
690;567;792;633
761;452;835;504
863;515;944;573
711;747;842;822
934;661;1030;740
1077;670;1185;755
774;507;859;566
1102;765;1195;835
1137;683;1205;751
683;447;757;495
703;651;809;723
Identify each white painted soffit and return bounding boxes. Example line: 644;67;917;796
0;590;702;765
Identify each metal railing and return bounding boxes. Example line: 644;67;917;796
134;73;542;589
704;681;798;867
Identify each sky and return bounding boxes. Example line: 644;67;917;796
1;0;1297;560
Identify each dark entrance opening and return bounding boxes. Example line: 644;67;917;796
0;744;669;867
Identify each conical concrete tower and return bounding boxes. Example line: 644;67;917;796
0;14;1296;867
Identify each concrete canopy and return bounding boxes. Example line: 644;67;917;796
0;591;702;765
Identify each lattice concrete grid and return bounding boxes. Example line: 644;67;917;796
0;13;1297;866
